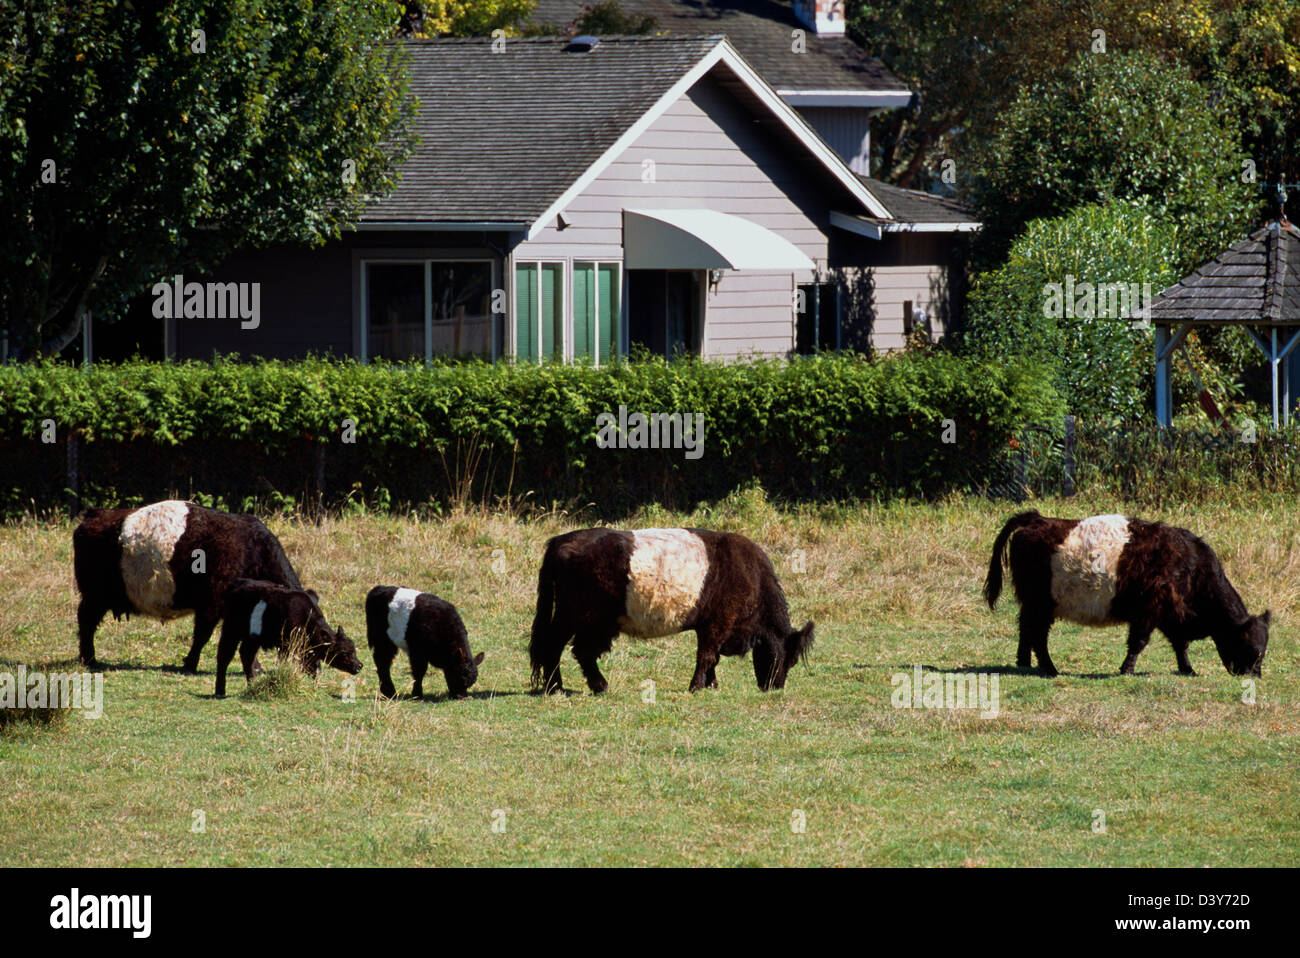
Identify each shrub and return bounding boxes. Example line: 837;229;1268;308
962;198;1260;425
0;353;1063;515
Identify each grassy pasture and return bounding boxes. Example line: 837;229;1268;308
1;489;1297;866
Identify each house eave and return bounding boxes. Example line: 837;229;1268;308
830;211;981;239
353;221;527;232
777;89;913;108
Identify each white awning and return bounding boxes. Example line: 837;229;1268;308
622;208;815;271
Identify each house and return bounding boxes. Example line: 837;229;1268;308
154;34;976;364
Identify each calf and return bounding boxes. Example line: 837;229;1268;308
365;587;484;699
985;511;1270;677
73;500;306;671
214;579;362;696
530;527;814;694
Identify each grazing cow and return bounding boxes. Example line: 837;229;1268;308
529;527;814;694
214;579;362;696
984;511;1270;677
364;586;484;699
73;500;308;671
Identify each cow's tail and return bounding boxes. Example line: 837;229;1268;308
529;541;559;689
785;620;815;670
984;510;1041;609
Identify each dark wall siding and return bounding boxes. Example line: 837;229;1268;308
173;232;507;361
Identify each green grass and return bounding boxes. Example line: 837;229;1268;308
1;489;1297;866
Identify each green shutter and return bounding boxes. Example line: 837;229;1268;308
515;263;537;361
573;263;595;361
598;264;619;363
541;263;563;361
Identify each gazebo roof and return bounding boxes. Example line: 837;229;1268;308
1149;219;1300;326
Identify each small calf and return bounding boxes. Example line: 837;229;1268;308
365;586;484;699
215;578;363;696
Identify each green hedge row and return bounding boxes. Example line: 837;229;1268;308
0;354;1063;515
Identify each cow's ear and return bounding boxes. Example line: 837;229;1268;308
1261;610;1272;626
306;588;319;601
473;652;485;665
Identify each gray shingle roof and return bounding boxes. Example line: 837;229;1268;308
362;35;724;225
1148;221;1300;325
856;176;975;224
530;0;908;94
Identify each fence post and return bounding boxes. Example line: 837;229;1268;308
1016;429;1028;503
66;430;81;517
1063;414;1076;497
313;442;327;521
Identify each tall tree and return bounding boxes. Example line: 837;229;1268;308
396;1;536;37
0;0;414;358
966;49;1256;270
852;0;1300;192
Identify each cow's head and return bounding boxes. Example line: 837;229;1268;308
297;597;363;678
446;649;485;699
1216;611;1270;676
322;626;364;677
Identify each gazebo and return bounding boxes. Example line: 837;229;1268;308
1148;217;1300;428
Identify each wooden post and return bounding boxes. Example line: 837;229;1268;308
1272;328;1280;430
1062;415;1076;496
313;442;327;521
66;430;80;517
1154;326;1171;427
1016;431;1028;503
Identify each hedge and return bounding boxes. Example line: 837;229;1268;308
0;353;1063;516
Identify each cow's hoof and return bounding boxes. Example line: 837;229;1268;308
1177;668;1197;677
1040;668;1059;678
80;658;102;672
587;679;608;694
379;687;397;699
179;666;199;676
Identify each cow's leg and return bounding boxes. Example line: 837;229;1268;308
77;600;107;669
1170;637;1196;676
705;665;718;689
1019;607;1057;677
689;634;721;693
214;624;240;697
572;629;614;694
1015;629;1034;668
239;639;260;685
535;624;571;695
752;638;783;691
1119;624;1153;675
409;652;428;699
372;643;398;699
181;612;218;674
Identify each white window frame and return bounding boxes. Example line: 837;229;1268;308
571;260;623;366
512;260;566;362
